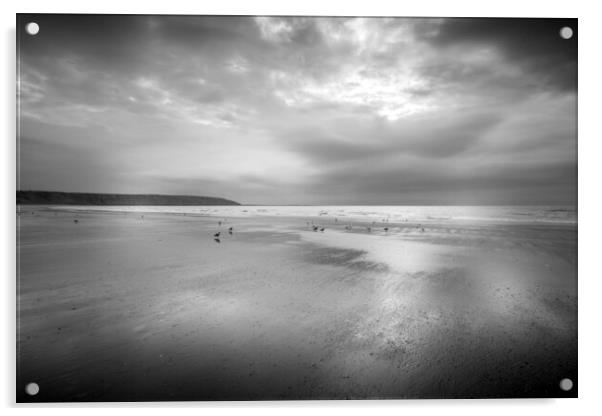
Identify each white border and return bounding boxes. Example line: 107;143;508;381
3;0;601;414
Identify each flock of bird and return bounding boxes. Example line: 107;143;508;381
210;217;425;243
304;219;425;235
29;210;426;240
54;215;426;244
25;210;428;238
213;221;233;243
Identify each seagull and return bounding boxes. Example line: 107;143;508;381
320;227;325;232
214;232;221;238
384;227;389;232
228;227;233;234
74;219;79;224
312;225;319;232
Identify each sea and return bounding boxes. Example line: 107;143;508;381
45;205;577;225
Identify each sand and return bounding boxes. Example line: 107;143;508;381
16;208;577;401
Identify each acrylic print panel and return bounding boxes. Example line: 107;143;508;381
16;14;577;402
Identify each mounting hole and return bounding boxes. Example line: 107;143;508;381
25;382;39;396
559;26;573;40
25;22;40;35
559;378;573;391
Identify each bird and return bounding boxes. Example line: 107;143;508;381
218;221;222;226
214;232;221;238
74;219;79;224
320;227;325;232
384;227;389;232
214;238;221;244
366;226;371;232
312;225;319;232
228;227;233;234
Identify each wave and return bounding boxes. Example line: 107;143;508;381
43;205;577;225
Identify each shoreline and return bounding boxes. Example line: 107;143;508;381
17;205;578;227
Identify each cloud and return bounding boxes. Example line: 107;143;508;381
283;112;503;165
17;15;577;205
430;18;577;91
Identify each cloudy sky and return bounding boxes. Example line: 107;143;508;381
18;15;577;205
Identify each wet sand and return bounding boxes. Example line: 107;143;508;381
16;208;577;401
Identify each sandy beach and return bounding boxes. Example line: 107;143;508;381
16;207;577;401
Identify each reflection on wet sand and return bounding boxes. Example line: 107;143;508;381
17;208;576;401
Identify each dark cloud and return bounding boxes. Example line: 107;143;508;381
302;159;576;205
284;113;502;163
19;14;155;73
430;18;577;91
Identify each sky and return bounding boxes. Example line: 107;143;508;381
17;15;577;205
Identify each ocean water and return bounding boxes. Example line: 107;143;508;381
48;205;577;225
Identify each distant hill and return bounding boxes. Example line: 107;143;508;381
16;191;240;206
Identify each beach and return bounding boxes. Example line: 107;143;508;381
16;206;577;401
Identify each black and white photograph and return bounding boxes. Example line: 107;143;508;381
16;14;577;402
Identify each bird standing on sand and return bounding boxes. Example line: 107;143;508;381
384;227;389;232
320;227;325;232
312;225;319;232
228;227;233;234
214;232;221;238
218;221;222;226
74;219;79;224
